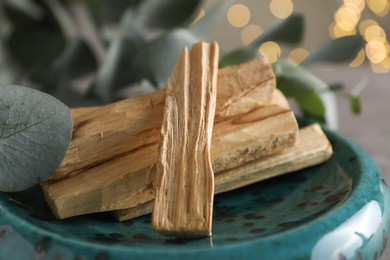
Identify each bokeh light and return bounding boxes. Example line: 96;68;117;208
366;0;389;17
227;4;251;28
288;48;310;65
241;24;263;45
334;5;360;31
380;56;390;69
371;61;390;73
269;0;294;19
329;22;356;39
349;49;366;67
365;40;388;64
344;0;366;13
363;25;387;43
358;19;378;35
259;41;281;63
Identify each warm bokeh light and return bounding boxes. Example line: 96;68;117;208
385;41;390;54
288;48;310;65
365;40;387;64
269;0;294;19
380;56;390;69
227;4;251;28
192;9;205;24
366;0;390;17
334;5;360;31
344;0;366;13
241;24;263;45
259;41;281;63
371;61;390;73
329;22;356;39
349;49;366;67
358;19;378;35
363;25;387;43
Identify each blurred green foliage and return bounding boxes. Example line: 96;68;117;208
0;0;365;122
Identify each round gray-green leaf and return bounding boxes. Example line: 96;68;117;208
0;85;73;192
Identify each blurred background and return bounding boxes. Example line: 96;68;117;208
204;0;390;72
0;0;389;257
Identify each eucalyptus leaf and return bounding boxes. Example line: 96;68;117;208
1;0;44;26
274;59;328;119
137;0;202;29
50;38;97;80
93;36;142;102
302;35;365;66
130;29;198;88
295;92;325;119
6;28;65;80
78;0;142;24
3;0;66;81
274;59;328;97
190;0;233;38
43;0;77;40
249;14;304;48
0;85;73;192
0;43;20;85
92;8;145;101
221;15;304;70
219;47;261;68
120;9;144;39
350;95;361;115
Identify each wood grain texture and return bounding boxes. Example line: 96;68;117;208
41;60;281;219
215;123;333;193
45;59;275;184
42;91;297;219
152;42;218;236
116;124;333;221
214;59;275;122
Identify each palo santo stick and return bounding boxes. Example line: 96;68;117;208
215;123;332;193
116;124;332;221
70;107;98;118
214;59;276;122
152;42;218;236
48;59;275;183
42;91;297;219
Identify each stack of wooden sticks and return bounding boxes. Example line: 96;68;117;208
41;42;332;235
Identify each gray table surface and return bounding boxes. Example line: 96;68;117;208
312;64;390;259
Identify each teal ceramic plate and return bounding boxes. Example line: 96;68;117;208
0;126;389;260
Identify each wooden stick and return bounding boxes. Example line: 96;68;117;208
47;59;275;183
116;124;332;221
70;106;98;118
152;42;218;237
42;91;298;219
215;124;332;193
214;59;276;122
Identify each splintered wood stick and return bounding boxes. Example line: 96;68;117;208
42;90;297;219
152;42;218;236
41;59;292;220
116;124;333;221
47;59;275;183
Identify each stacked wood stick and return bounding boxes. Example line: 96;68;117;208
41;42;333;227
152;42;218;236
